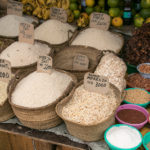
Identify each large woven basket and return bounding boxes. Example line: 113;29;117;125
69;28;124;54
8;69;77;129
53;46;102;81
0;40;54;74
56;82;122;142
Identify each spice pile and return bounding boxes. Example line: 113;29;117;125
12;70;73;108
127;73;150;89
123;23;150;65
71;28;123;53
139;64;150;74
124;89;150;104
35;19;76;45
0;41;51;67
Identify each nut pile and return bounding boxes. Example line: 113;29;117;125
123;23;150;65
139;64;150;74
124;88;150;104
127;73;150;89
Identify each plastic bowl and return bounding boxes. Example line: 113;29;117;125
104;124;143;150
123;88;150;108
137;63;150;79
143;132;150;150
115;104;149;129
126;63;138;74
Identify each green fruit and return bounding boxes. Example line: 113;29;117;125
94;5;101;12
98;0;105;7
109;8;120;17
73;9;80;19
141;0;150;8
108;0;119;8
140;8;150;18
134;17;144;27
69;3;78;11
134;13;141;19
85;7;94;15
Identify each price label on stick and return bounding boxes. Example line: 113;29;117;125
50;7;67;23
84;72;109;94
0;59;11;83
90;12;110;30
37;56;53;74
19;23;34;44
7;0;23;16
73;54;89;71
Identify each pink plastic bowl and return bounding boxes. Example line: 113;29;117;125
115;104;149;129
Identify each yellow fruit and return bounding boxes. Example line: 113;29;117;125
85;0;95;7
112;17;123;27
145;17;150;23
62;0;70;10
77;13;89;27
67;9;74;23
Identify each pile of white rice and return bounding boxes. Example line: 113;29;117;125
35;19;76;44
71;28;123;53
0;41;51;67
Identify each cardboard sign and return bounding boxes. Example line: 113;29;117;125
19;23;34;44
90;13;110;30
50;7;67;23
0;59;11;83
37;56;53;74
84;72;109;94
7;0;23;16
73;54;89;71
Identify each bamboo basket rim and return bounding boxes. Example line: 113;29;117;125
0;39;54;69
9;68;77;111
53;45;103;72
69;27;124;54
56;81;122;127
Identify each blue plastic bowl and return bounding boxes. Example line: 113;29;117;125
137;63;150;79
143;132;150;150
123;88;150;108
104;124;143;150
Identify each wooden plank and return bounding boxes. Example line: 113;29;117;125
34;140;53;150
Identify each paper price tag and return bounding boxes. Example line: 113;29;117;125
73;54;89;71
7;0;23;16
19;23;34;44
50;7;67;23
37;56;53;74
0;59;11;83
90;13;110;30
84;72;109;94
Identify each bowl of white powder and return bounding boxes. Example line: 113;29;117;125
104;124;142;150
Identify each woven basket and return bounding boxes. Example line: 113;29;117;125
9;69;77;129
53;46;102;81
56;81;122;142
0;40;54;74
69;28;124;54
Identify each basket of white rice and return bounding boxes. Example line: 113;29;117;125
34;19;77;53
0;15;39;39
0;40;53;74
56;81;122;142
8;68;77;129
53;45;102;81
70;28;124;54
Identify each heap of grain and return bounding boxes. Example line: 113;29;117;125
71;28;123;53
94;53;127;92
0;41;51;67
35;19;76;45
12;70;73;108
0;15;36;37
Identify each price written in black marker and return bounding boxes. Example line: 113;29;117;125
37;56;53;74
84;72;109;94
90;12;110;30
0;59;11;83
50;7;67;23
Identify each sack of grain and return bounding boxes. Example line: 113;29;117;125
71;28;124;54
9;69;77;129
0;40;54;74
53;46;102;81
94;53;127;92
56;81;121;141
